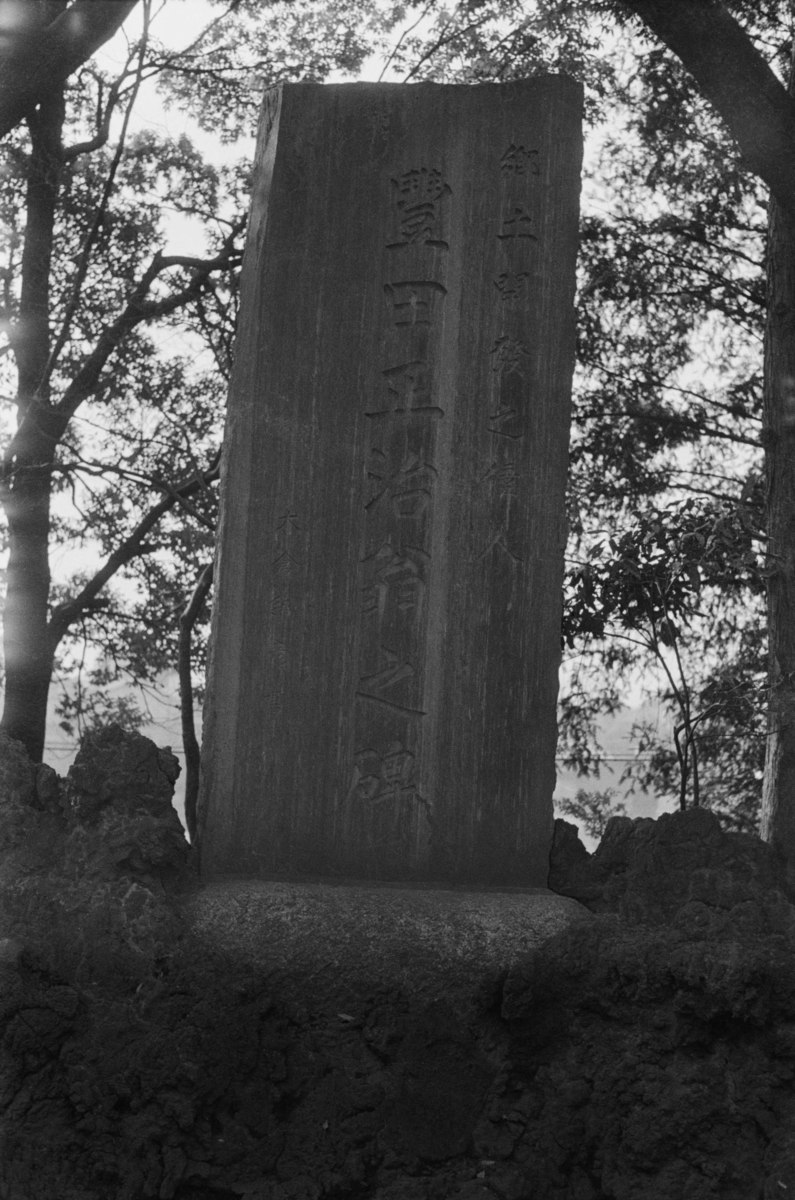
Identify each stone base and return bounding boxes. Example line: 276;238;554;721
183;879;591;1016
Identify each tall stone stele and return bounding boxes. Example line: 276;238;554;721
197;79;582;885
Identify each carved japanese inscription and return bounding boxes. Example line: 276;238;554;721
479;140;543;563
197;79;583;884
341;164;452;874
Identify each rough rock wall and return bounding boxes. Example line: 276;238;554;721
0;726;191;988
3;730;795;1199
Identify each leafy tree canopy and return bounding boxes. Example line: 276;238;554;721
1;0;788;836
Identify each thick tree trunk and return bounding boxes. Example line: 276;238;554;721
0;0;140;140
179;561;214;842
760;197;795;853
1;424;60;762
759;42;795;855
1;90;65;761
620;1;795;227
615;2;795;856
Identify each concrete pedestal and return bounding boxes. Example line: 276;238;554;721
183;879;591;1017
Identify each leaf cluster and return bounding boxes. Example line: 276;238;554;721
1;0;783;826
564;497;763;648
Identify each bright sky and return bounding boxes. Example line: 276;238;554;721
99;0;408;131
98;1;255;171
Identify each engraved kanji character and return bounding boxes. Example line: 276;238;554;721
271;509;301;579
490;335;531;377
369;360;433;415
360;545;428;652
351;742;416;804
366;448;437;522
351;748;383;802
270;593;292;617
497;206;537;240
494;271;530;308
361;582;379;617
354;772;383;802
360;549;389;617
478;528;522;565
479;460;519;497
356;775;382;802
359;649;416;697
366;545;427;614
381;741;415;792
389;561;425;611
388;167;450;249
392;488;430;520
489;369;528;440
500;144;539;175
271;548;300;582
488;400;520;435
275;511;300;534
384;281;447;326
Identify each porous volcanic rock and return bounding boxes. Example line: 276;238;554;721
0;726;192;990
550;806;795;926
4;734;795;1199
62;724;192;892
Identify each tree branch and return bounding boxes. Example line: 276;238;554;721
3;220;243;471
619;0;795;226
179;561;214;841
63;69;123;162
48;6;151;382
55;228;244;420
47;451;221;645
0;0;140;139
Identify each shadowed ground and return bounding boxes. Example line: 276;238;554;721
2;727;795;1199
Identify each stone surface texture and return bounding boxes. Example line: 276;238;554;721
5;731;795;1199
184;879;590;1017
550;805;795;925
0;727;192;987
198;79;583;885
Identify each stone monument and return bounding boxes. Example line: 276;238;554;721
197;79;582;884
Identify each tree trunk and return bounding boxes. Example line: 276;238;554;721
1;90;65;761
1;424;60;762
179;561;214;842
614;2;795;856
0;0;140;141
760;192;795;853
